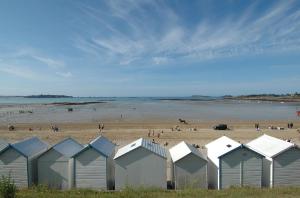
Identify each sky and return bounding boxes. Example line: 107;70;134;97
0;0;300;97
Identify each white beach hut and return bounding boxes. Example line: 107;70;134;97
0;137;48;188
206;136;264;189
247;134;300;187
72;136;116;190
169;141;207;189
114;138;167;190
37;138;83;189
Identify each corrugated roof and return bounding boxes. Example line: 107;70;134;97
0;139;9;152
90;136;115;157
114;138;167;159
246;134;294;158
169;141;206;163
53;138;83;158
205;136;240;166
12;137;49;157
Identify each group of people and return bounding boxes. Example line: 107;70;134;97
255;122;296;131
147;129;162;139
98;123;105;132
51;125;59;132
147;129;164;144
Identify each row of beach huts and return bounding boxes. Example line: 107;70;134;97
0;134;300;190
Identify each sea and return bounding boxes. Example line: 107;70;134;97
0;96;299;123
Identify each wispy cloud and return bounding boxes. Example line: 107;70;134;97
74;0;300;65
31;55;65;69
56;71;73;78
12;48;66;69
0;65;37;79
153;57;169;65
0;47;71;79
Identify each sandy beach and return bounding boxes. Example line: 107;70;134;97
1;119;300;148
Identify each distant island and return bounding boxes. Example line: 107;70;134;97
224;93;300;102
24;94;73;98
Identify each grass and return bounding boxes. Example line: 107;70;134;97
0;175;17;198
16;186;300;198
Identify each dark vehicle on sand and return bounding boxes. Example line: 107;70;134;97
214;124;228;130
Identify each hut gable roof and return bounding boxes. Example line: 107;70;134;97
246;134;294;158
90;136;115;157
0;139;9;152
11;137;49;158
52;138;83;158
169;141;206;163
205;136;240;166
114;138;167;159
73;136;115;158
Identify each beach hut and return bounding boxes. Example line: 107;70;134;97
0;139;8;152
72;136;116;190
114;138;167;190
169;141;207;189
206;136;264;189
37;138;83;189
247;134;300;187
0;137;48;188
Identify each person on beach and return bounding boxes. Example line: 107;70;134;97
98;123;102;133
254;123;260;131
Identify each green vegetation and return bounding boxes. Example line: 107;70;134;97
0;175;17;198
24;94;73;98
16;186;300;198
223;92;300;102
224;92;300;98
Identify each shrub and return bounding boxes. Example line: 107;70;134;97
0;175;17;198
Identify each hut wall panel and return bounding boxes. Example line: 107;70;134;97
273;148;300;186
174;153;207;189
220;147;263;189
207;158;218;189
242;148;262;187
75;148;107;189
220;151;241;189
107;155;115;190
0;148;28;188
115;148;166;190
262;158;271;187
38;149;70;189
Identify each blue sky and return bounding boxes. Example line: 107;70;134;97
0;0;300;96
